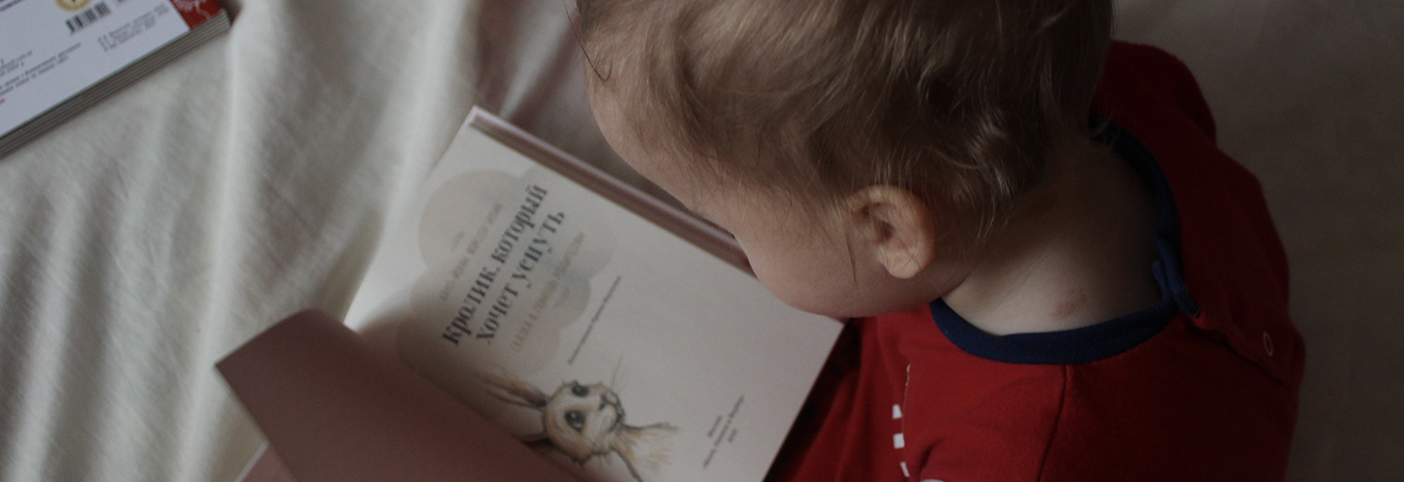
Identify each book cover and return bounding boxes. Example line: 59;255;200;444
220;310;578;482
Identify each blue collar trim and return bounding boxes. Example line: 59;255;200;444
929;120;1196;365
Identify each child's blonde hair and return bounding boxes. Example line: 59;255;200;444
581;0;1113;240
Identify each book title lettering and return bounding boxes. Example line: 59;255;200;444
441;184;566;346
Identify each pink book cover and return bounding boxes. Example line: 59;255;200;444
217;310;578;482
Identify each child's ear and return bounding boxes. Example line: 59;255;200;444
845;186;936;279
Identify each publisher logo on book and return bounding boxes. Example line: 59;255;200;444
171;0;212;16
55;0;91;12
169;0;221;27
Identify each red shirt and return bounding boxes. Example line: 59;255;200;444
769;42;1304;482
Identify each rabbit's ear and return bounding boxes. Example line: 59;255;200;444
611;423;677;482
476;371;550;408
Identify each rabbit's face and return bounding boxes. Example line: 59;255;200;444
542;381;624;460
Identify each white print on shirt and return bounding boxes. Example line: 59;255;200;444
894;365;912;480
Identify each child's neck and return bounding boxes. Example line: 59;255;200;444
942;142;1161;335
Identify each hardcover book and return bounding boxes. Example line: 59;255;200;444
219;108;843;482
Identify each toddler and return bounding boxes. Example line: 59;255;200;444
579;0;1304;480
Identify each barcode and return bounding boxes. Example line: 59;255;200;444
65;2;112;34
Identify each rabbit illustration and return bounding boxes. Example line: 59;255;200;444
478;372;676;482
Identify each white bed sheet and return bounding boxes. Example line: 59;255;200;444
0;0;1398;481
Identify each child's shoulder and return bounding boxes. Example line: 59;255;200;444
1094;42;1301;388
865;296;1297;481
1097;40;1218;141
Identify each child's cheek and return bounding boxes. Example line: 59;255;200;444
744;244;858;317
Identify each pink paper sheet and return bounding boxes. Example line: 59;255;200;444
217;310;578;482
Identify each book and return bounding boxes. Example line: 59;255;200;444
219;108;843;482
0;0;229;158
